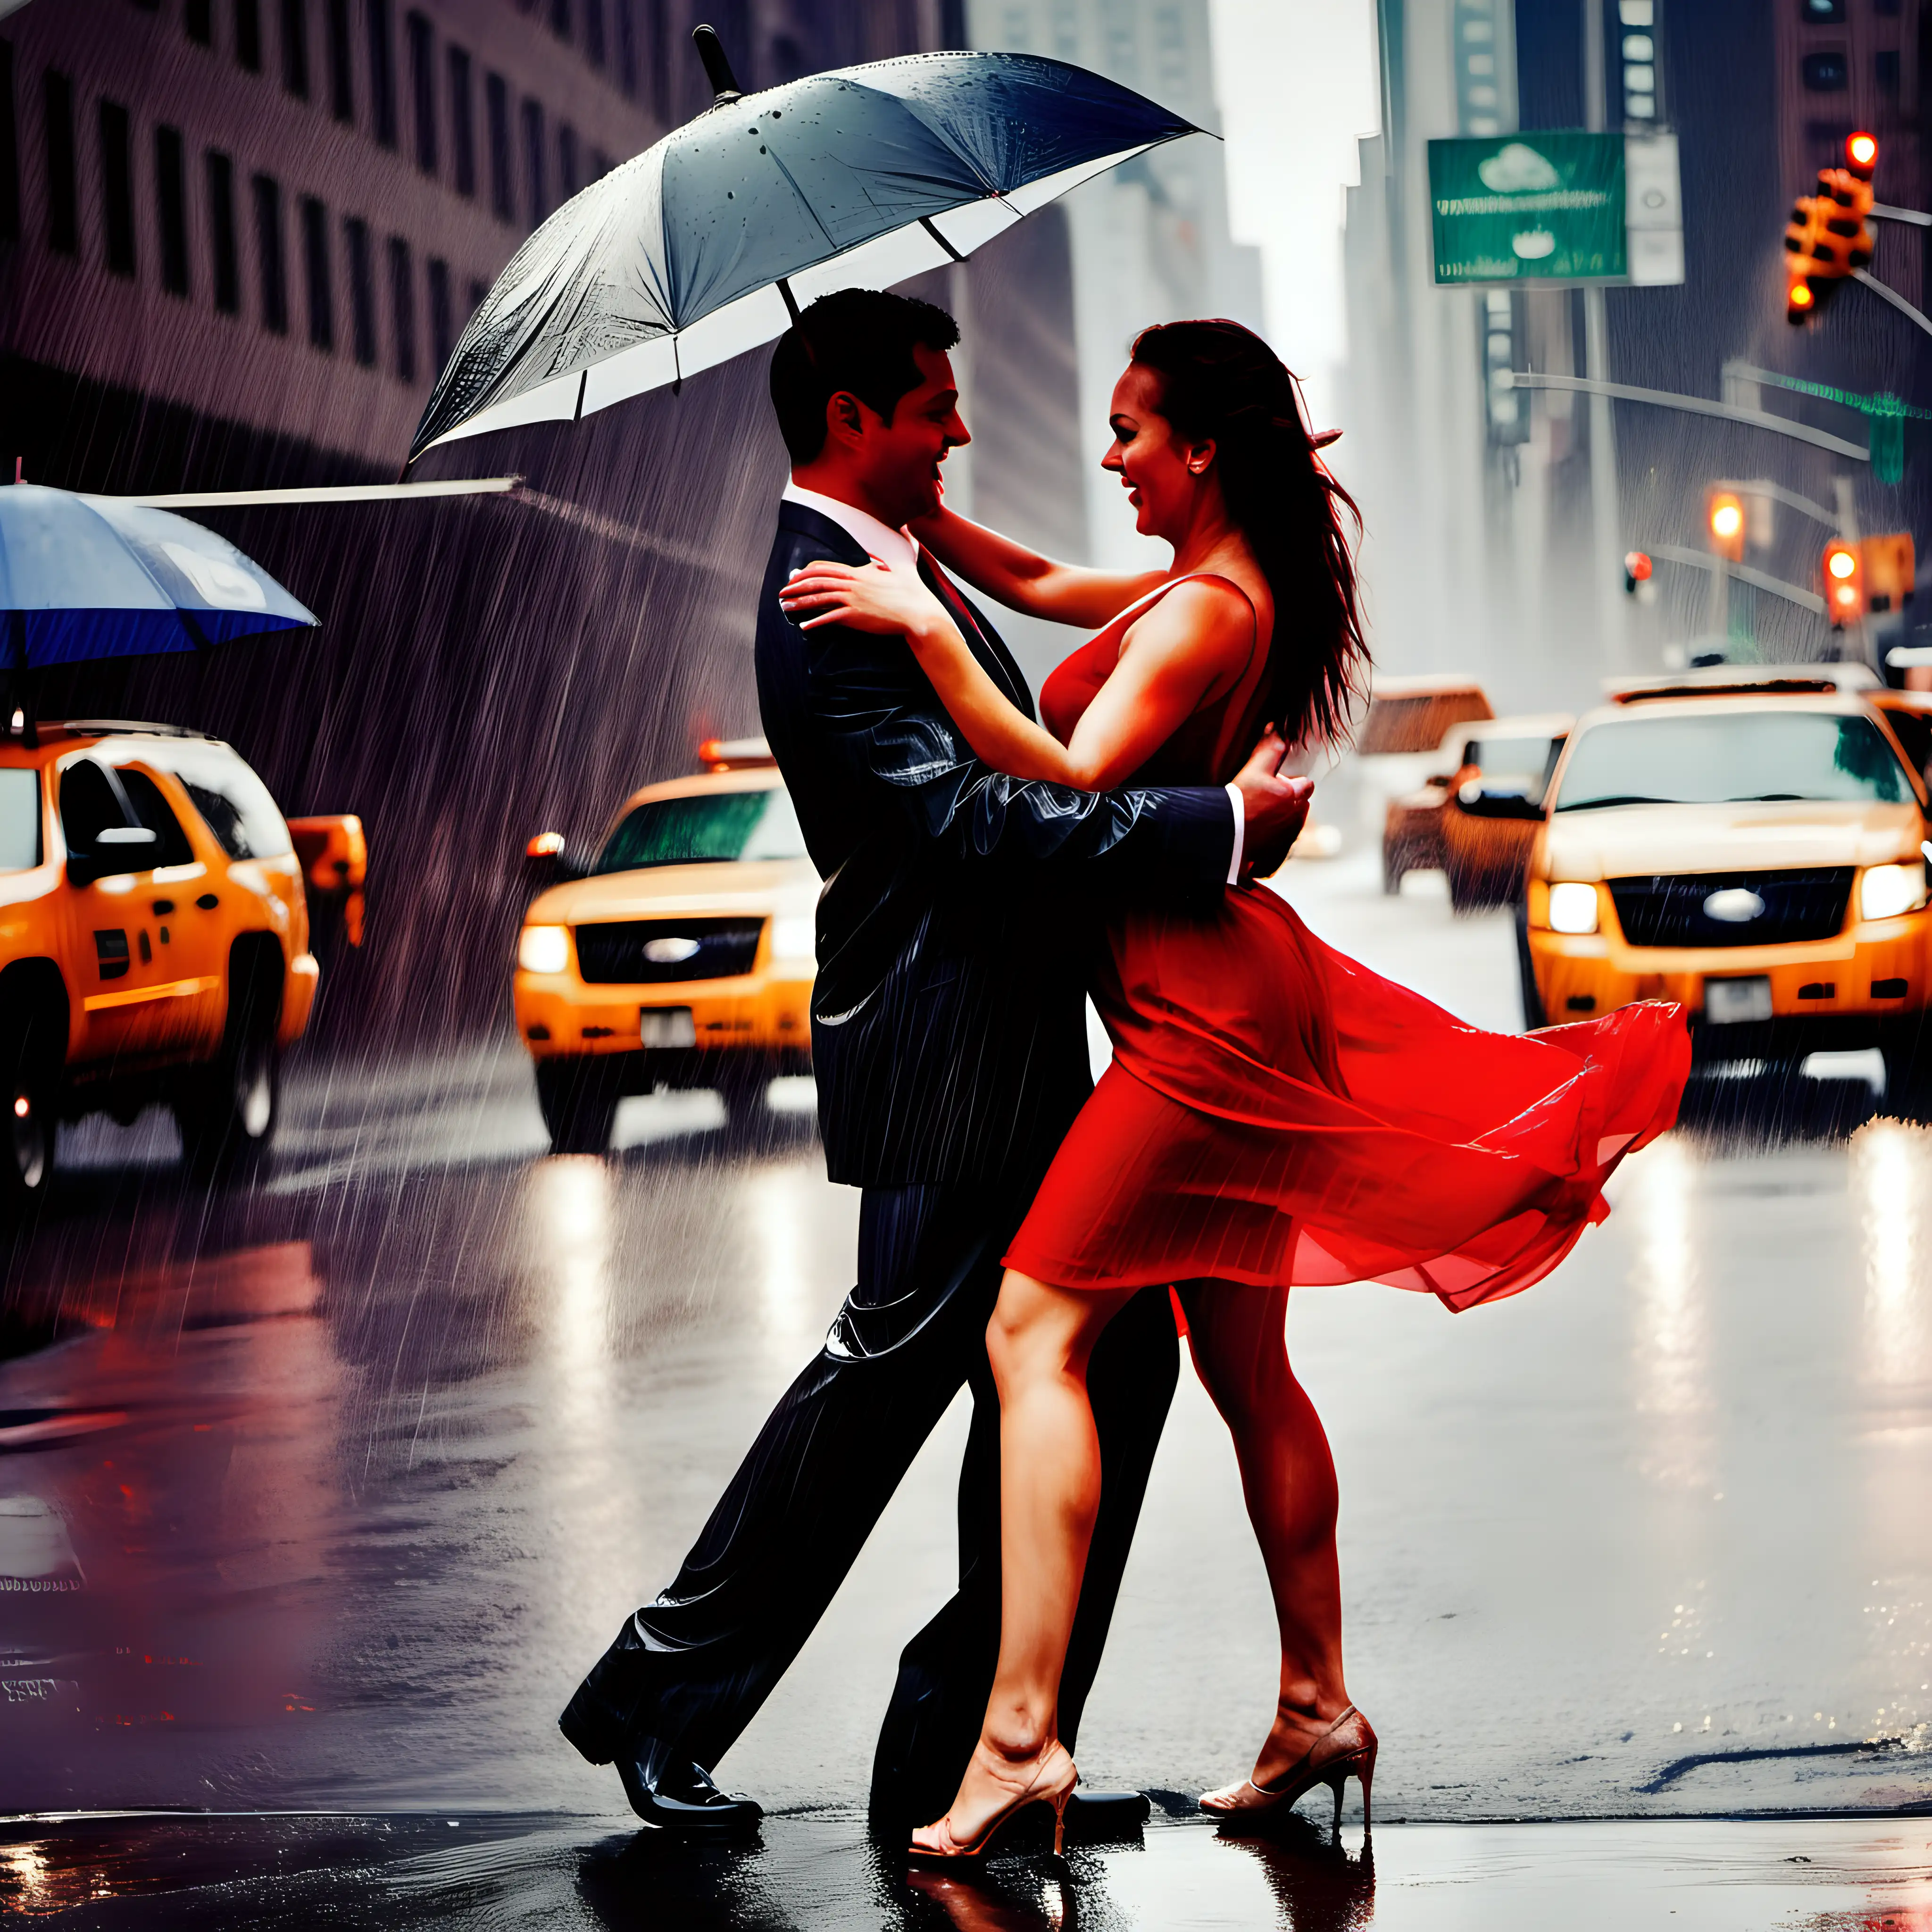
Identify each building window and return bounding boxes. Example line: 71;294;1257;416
236;0;262;72
406;10;435;174
427;254;452;367
448;44;474;195
43;69;78;256
345;213;375;364
387;233;415;380
99;100;136;277
1802;49;1849;89
615;0;637;97
485;70;512;221
368;0;396;147
558;121;578;200
1875;48;1900;91
300;194;332;349
521;96;545;226
0;37;17;245
550;0;571;41
282;0;309;98
155;123;189;295
584;0;606;67
252;171;287;332
185;0;213;45
207;148;238;310
326;0;353;121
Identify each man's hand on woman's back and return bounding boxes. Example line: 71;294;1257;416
1232;732;1314;879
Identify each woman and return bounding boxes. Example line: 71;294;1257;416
779;320;1687;1859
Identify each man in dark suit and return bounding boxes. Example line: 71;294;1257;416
560;289;1311;1838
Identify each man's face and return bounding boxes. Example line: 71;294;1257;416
839;344;969;524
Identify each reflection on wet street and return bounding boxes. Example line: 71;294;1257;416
3;860;1931;1926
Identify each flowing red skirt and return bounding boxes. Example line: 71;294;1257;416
1005;884;1690;1313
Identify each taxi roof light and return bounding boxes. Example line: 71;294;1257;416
698;735;777;772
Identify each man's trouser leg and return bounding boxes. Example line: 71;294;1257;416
560;1180;1011;1775
867;1282;1181;1829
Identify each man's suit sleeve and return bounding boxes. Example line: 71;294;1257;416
798;611;1235;906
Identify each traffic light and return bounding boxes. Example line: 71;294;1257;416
1784;135;1878;324
1824;539;1864;627
1863;533;1916;615
1624;550;1653;595
1707;490;1746;562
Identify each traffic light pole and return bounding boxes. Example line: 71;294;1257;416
1506;372;1870;461
1852;267;1932;340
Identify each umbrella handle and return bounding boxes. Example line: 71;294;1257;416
691;24;741;103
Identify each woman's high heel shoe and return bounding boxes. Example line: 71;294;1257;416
909;1740;1079;1861
1199;1704;1377;1833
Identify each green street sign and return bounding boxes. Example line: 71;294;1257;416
1428;132;1626;284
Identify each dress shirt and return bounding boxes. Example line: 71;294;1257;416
780;477;1241;883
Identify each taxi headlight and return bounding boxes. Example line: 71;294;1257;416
1547;881;1600;935
771;914;816;963
518;924;570;974
1860;863;1927;922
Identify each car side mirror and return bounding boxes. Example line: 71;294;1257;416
524;831;584;888
67;824;157;885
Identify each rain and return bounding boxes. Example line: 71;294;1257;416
2;1;1931;1927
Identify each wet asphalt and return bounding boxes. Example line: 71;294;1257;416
1;856;1929;1927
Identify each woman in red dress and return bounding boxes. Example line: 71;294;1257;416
779;320;1688;1859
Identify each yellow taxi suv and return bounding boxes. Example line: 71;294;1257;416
2;719;358;1209
514;739;816;1152
1519;667;1932;1105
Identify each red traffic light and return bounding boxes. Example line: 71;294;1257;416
1847;131;1878;176
1824;540;1864;627
1624;551;1652;583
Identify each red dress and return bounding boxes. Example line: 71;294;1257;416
1003;576;1689;1313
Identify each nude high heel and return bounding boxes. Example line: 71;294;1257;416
909;1740;1079;1861
1199;1705;1377;1833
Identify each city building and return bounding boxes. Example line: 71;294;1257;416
965;0;1262;573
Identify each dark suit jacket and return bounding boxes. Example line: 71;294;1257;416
754;498;1233;1188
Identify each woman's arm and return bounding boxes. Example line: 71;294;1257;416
910;504;1167;629
778;558;1252;792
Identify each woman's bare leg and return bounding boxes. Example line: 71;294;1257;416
1177;1282;1351;1782
913;1268;1135;1845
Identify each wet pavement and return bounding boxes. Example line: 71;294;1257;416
3;855;1931;1924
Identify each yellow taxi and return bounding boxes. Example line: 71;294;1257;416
2;718;362;1207
514;739;816;1152
1519;666;1932;1100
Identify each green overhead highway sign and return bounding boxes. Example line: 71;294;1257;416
1428;132;1626;285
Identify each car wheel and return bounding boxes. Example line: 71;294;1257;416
1382;855;1404;896
536;1058;618;1154
716;1062;775;1142
1882;1029;1932;1122
177;956;281;1180
1514;899;1547;1031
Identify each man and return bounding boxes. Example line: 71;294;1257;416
560;289;1311;1837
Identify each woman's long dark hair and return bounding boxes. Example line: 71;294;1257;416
1129;319;1369;750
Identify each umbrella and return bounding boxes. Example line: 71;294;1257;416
0;484;317;671
408;37;1199;465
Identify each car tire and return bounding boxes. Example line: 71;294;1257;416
176;952;282;1181
1382;856;1403;896
536;1058;619;1154
1882;1026;1932;1122
716;1062;775;1141
1514;899;1547;1031
1;1014;60;1218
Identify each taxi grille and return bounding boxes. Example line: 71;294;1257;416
574;917;765;984
1607;867;1854;949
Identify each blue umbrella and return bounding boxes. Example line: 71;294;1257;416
409;42;1199;464
0;484;317;671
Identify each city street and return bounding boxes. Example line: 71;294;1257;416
3;855;1929;1926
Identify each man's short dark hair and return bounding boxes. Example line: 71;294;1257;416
769;289;960;465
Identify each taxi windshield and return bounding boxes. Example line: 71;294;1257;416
1554;710;1911;812
0;767;40;872
595;786;806;873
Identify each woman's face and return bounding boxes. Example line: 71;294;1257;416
1102;363;1213;541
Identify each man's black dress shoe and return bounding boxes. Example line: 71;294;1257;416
612;1741;764;1838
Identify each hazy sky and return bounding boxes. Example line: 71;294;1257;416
1208;0;1382;425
